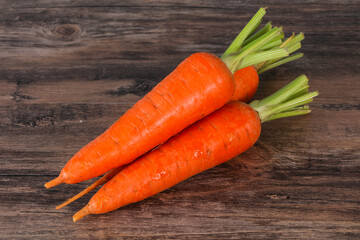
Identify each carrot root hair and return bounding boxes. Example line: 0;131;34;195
73;205;90;222
44;176;63;189
56;167;124;209
56;181;99;210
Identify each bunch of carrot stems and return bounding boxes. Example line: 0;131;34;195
44;8;318;222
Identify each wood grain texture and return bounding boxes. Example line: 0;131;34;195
0;0;359;239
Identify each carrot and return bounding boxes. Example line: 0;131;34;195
45;8;303;188
73;75;318;221
230;66;259;102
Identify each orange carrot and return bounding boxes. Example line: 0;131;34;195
45;52;235;188
45;8;303;188
230;66;259;102
73;75;318;221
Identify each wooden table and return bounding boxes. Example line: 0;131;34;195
1;1;359;239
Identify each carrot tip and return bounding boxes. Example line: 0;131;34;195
73;206;90;222
55;204;64;210
44;176;63;189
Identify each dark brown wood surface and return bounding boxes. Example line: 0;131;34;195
1;0;359;239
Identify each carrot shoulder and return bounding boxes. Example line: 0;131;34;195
73;75;318;221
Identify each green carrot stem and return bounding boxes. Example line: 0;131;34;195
270;94;316;114
282;105;310;112
243;22;272;46
221;8;303;74
257;32;304;72
233;27;282;59
257;53;303;74
243;32;284;52
249;75;318;123
284;33;304;48
259;39;283;51
284;42;301;54
254;75;308;106
222;27;283;73
222;8;266;57
279;33;295;47
286;85;309;101
267;106;311;120
238;48;288;69
267;109;311;121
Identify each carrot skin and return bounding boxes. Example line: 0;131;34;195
230;66;259;102
81;102;261;216
51;52;236;186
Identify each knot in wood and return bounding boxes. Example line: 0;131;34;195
51;24;81;41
